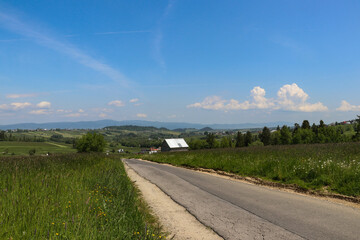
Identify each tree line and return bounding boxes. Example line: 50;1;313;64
188;116;360;150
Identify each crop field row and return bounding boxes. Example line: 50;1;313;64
139;142;360;197
0;154;164;239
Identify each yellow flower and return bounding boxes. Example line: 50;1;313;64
56;233;59;236
51;222;54;225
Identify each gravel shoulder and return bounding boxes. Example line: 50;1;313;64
123;160;223;240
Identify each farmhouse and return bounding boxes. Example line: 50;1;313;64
161;138;189;152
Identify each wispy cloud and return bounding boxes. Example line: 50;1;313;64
108;100;125;107
0;10;129;86
29;109;50;115
94;30;151;35
6;93;38;99
153;0;176;69
136;113;147;118
129;98;139;103
0;38;26;42
10;102;32;110
64;109;87;118
188;83;328;112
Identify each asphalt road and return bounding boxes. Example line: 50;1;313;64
124;159;360;240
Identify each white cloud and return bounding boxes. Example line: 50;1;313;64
65;113;81;117
29;109;50;115
129;98;139;103
168;114;176;119
108;100;125;107
78;109;85;113
99;113;107;118
136;113;147;118
6;93;37;99
10;102;32;110
0;104;9;110
250;86;275;109
36;101;51;108
336;100;360;112
186;87;272;111
188;83;328;112
276;84;327;112
57;109;72;113
187;96;227;110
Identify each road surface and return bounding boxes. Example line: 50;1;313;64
124;158;360;240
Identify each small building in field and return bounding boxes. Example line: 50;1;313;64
161;138;189;152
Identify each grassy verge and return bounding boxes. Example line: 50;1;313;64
138;142;360;197
0;154;164;239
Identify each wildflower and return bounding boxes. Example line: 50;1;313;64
56;233;59;236
52;222;54;225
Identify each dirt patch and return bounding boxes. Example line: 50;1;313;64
123;161;223;240
135;158;360;210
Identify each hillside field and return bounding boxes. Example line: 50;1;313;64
0;141;76;155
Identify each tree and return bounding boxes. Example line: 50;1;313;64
76;132;106;153
280;125;292;145
260;127;271;146
235;132;244;147
271;130;281;145
293;123;300;133
0;131;6;141
220;136;231;148
206;133;216;148
352;115;360;141
301;120;310;129
244;131;252;147
319;120;325;128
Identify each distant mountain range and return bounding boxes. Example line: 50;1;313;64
0;119;293;131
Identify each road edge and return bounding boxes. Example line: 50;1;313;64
123;159;224;240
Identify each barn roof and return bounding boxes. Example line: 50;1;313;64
164;138;189;148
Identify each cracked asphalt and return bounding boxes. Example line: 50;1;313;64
124;159;360;240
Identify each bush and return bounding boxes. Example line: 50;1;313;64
75;132;106;153
249;140;264;147
29;149;36;155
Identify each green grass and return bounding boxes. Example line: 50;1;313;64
0;154;164;239
139;142;360;197
0;141;76;155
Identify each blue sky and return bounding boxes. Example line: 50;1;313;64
1;0;360;125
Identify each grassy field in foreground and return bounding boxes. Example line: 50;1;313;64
0;154;164;239
140;142;360;197
0;141;76;155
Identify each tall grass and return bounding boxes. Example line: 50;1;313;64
140;142;360;197
0;154;163;239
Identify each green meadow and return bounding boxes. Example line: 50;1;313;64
0;141;76;156
140;142;360;197
0;154;164;239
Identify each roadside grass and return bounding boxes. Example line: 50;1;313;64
0;141;76;155
0;154;164;239
139;142;360;197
